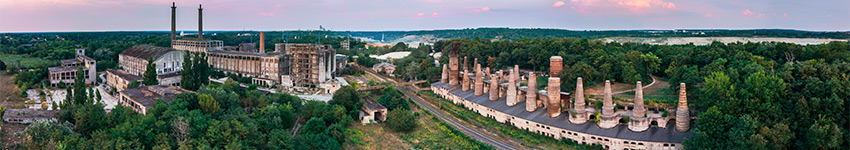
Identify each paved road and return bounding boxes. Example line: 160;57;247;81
397;86;521;150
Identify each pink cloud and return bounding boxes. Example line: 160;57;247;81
564;0;677;14
704;13;713;17
742;9;753;15
783;13;788;18
432;12;439;17
412;12;425;17
473;7;491;13
260;12;274;16
757;13;765;17
553;1;566;7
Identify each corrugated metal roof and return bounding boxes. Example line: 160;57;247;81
120;45;177;60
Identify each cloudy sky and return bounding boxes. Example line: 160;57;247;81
1;0;848;32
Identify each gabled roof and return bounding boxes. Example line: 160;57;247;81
120;45;177;60
362;96;387;111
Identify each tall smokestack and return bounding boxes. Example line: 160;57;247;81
198;4;203;39
171;2;176;41
260;32;265;52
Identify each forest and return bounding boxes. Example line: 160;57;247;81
384;37;848;149
20;64;383;149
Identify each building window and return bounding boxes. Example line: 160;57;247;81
624;141;629;144
638;143;644;145
664;144;669;147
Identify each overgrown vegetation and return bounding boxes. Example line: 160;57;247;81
420;91;604;150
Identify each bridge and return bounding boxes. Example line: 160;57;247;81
356;80;428;91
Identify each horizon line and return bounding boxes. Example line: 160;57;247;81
2;27;849;34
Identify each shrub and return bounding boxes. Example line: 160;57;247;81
386;109;417;132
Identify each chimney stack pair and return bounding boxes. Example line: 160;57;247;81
170;3;205;40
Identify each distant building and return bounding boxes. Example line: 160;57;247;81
106;69;143;92
372;62;396;75
340;40;350;50
3;109;57;123
207;50;289;87
117;85;191;115
48;48;96;87
222;43;259;53
359;97;387;124
171;39;223;53
118;45;183;86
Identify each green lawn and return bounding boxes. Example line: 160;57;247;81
0;54;52;68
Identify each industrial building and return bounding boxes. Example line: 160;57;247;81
48;48;96;87
359;97;387;124
117;45;184;86
117;85;191;115
2;109;57;124
165;3;341;88
433;43;691;150
105;69;143;92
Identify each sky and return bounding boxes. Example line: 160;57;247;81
1;0;848;32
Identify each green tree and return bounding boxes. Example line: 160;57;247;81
377;87;409;110
329;85;362;117
199;94;220;114
267;129;293;150
143;57;159;86
72;67;88;105
386;109;417;132
181;52;196;90
127;80;140;89
805;116;844;149
198;53;210;86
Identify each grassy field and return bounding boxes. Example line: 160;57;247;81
0;54;52;68
0;74;28;149
344;91;492;150
419;91;604;150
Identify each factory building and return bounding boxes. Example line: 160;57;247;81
117;85;191;115
433;43;691;149
117;45;184;86
105;69;143;92
48;48;96;87
276;43;337;87
207;50;290;87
